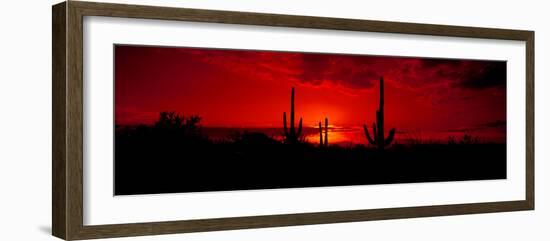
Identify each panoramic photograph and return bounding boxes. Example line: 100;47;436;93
114;45;507;195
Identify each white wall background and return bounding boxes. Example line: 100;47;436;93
0;0;547;240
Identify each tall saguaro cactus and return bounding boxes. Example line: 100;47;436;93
283;87;303;144
319;117;328;147
363;77;396;150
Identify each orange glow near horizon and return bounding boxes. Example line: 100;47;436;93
115;45;507;143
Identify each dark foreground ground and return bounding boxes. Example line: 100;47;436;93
114;126;506;195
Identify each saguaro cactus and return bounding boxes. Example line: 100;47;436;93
363;77;396;150
319;117;328;147
283;87;303;144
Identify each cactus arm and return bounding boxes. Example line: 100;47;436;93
372;123;380;146
290;87;295;135
297;117;303;137
324;117;328;146
364;124;376;145
283;112;288;137
384;128;396;146
319;121;323;146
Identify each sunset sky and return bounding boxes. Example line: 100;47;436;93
115;45;506;143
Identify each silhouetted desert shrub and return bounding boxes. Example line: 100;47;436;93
231;132;280;146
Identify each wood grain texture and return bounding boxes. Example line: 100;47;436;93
66;2;85;240
52;1;535;240
73;201;530;240
52;2;67;239
525;32;535;209
70;1;533;40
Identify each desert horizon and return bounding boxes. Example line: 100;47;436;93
116;123;506;145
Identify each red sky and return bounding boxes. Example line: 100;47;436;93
115;45;506;143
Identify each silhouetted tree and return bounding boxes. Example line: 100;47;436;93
154;111;203;138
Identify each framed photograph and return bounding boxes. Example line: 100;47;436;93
52;1;534;240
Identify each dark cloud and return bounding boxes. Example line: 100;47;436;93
297;55;506;91
298;54;379;89
187;47;506;91
459;62;506;89
420;59;506;90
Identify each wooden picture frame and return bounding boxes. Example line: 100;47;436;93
52;1;534;240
